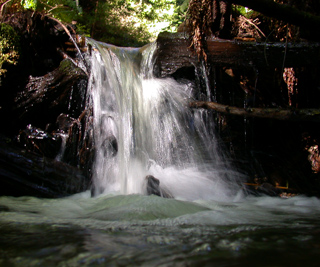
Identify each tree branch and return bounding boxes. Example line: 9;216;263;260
190;101;320;121
0;0;12;20
48;16;88;75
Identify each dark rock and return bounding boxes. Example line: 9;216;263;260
61;110;95;182
12;58;88;131
146;175;173;198
1;11;81;134
0;11;92;198
17;124;62;159
101;135;118;157
146;175;161;196
257;183;283;197
0;136;90;198
90;184;103;197
3;10;73;76
56;113;78;133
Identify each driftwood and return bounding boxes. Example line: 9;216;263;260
155;32;320;77
190;101;320;121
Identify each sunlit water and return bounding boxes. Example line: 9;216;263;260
1;41;320;266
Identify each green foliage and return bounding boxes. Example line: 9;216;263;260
81;0;182;46
0;23;20;77
21;0;37;9
167;0;189;31
5;0;186;46
17;1;82;24
234;5;254;18
36;1;82;22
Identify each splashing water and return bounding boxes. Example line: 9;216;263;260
86;39;243;201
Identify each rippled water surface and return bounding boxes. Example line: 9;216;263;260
1;193;320;266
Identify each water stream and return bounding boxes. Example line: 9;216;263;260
1;40;320;266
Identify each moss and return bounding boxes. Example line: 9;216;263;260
0;23;20;78
58;58;86;77
59;58;74;73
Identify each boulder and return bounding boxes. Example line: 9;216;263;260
146;175;173;198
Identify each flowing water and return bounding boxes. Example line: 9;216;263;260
1;40;320;266
87;39;241;201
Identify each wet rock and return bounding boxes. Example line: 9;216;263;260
99;115;118;157
155;32;320;78
61;110;95;183
12;58;88;131
90;184;103;197
1;11;86;135
0;136;90;198
56;113;78;133
0;11;93;198
146;175;173;198
101;135;118;157
17;124;62;159
146;175;161;196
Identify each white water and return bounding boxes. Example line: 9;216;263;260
87;39;242;201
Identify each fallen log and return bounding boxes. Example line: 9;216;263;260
155;32;320;77
190;101;320;121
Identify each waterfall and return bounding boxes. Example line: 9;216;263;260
86;39;243;201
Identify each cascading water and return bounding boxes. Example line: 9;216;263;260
86;39;243;201
1;39;320;267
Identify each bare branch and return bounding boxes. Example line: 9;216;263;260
0;0;12;20
190;101;320;121
47;4;65;14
